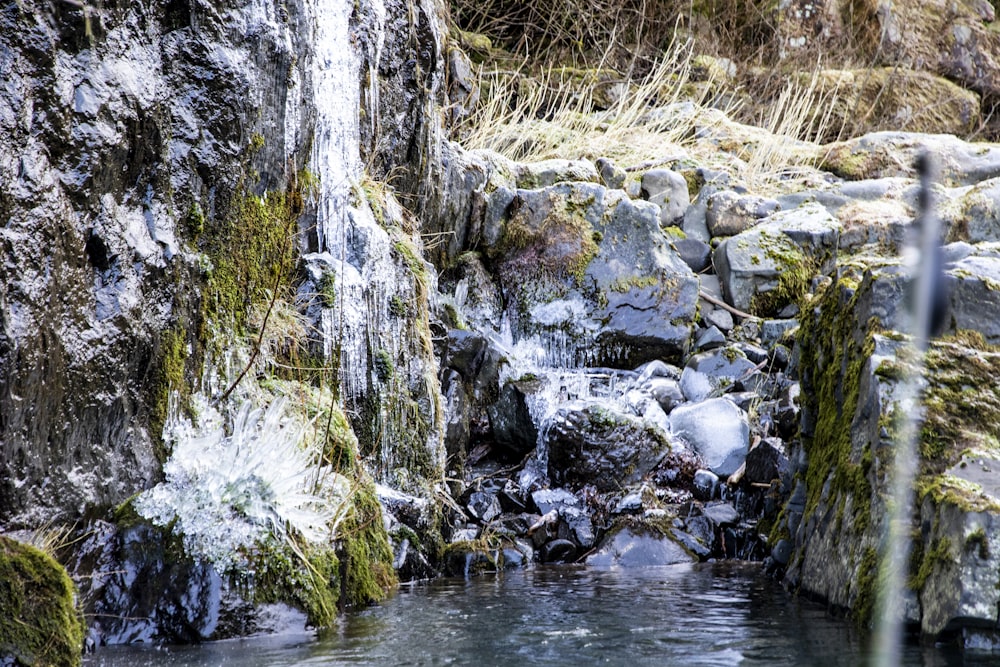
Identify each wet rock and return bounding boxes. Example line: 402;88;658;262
488;381;539;459
69;522;303;644
705;190;780;238
540;539;578;564
545;402;675;491
673;237;713;273
584;193;700;365
585;524;696;567
439;252;505;334
531;489;581;515
443;543;498;578
441;370;471;460
771;538;793;566
713;203;840;315
465;490;502;524
693;469;720;501
669;398;750;477
485;183;699;367
702;502;740;527
614;488;647;514
641;168;689;226
498;480;528;514
558;507;596;548
645;377;685;414
680;346;759;402
744;437;789;486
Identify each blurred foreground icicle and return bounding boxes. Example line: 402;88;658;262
135;395;350;572
874;150;944;666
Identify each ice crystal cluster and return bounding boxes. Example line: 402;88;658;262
135;396;348;571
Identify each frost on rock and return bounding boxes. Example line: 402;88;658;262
134;397;349;572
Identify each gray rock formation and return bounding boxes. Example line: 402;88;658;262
669;397;750;478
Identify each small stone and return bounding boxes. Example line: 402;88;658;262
641;168;690;226
703;307;734;333
540;538;578;563
693;469;719;500
673;237;712;273
694;325;726;351
530;488;580;515
596;157;626;189
761;319;798;344
702;502;739;527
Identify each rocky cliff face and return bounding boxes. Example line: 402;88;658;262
0;0;446;522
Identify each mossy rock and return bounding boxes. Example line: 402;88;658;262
0;536;84;667
794;68;979;142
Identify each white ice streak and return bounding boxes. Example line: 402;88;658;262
135;397;349;572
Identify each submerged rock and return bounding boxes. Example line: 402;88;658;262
585;523;696;567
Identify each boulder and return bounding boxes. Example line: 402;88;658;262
0;536;84;665
488;381;539;459
705;190;780;238
714;203;840;315
585;524;696;567
485;182;699;367
545;402;675;491
641;168;690;227
669;398;750;477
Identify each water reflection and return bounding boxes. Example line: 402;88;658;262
85;563;990;666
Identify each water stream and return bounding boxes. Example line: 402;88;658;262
82;563;985;666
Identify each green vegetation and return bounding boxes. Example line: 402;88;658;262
750;230;817;316
250;541;341;627
910;536;954;593
148;326;190;462
795;270;874;531
0;536;84;667
336;483;398;608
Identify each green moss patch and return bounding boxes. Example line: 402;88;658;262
0;536;84;667
336;482;397;608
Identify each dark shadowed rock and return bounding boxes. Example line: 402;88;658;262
745;437;790;485
488;381;539;458
545;402;676;491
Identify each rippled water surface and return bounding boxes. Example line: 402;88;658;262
84;563;989;666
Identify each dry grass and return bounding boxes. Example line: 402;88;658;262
458;39;731;163
458;37;853;195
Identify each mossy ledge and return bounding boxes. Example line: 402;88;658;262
0;536;84;667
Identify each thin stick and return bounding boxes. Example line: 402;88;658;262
698;290;760;321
